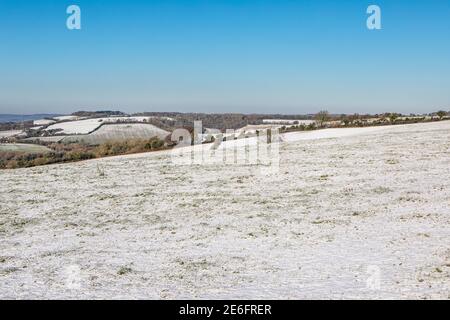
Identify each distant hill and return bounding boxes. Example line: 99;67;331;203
132;112;314;131
0;114;61;123
71;111;126;118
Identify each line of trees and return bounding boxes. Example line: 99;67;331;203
0;137;166;169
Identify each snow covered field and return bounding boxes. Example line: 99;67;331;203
0;143;51;153
0;130;22;138
0;121;449;299
45;117;153;135
52;116;84;122
262;119;316;125
33;119;56;126
61;123;170;145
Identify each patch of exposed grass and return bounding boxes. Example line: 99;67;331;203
117;266;133;275
373;186;393;194
386;159;399;165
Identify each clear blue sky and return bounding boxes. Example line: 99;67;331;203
0;0;449;114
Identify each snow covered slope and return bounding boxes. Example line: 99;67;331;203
1;121;449;299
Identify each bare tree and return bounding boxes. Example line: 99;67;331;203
315;110;330;127
436;110;447;120
388;113;400;123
